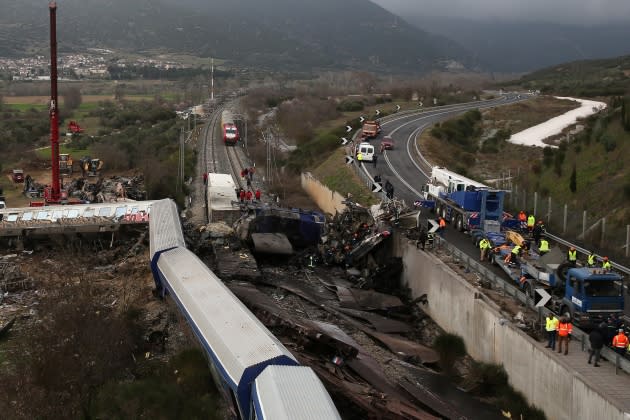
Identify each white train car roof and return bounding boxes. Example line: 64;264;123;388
155;247;298;413
431;166;488;189
252;366;341;420
149;199;185;259
207;173;237;212
0;200;154;231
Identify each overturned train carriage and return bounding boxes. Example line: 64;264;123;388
148;199;340;420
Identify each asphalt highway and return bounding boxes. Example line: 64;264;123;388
362;95;539;287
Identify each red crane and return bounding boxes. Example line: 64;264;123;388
45;1;61;204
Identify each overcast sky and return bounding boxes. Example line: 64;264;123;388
372;0;630;24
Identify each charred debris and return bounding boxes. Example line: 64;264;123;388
186;199;503;419
23;174;147;203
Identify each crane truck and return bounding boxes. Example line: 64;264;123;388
419;166;515;233
492;245;624;329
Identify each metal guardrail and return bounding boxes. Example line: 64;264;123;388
433;235;630;375
545;231;630;277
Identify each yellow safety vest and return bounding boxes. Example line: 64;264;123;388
568;250;577;262
512;245;521;255
587;254;595;266
546;317;558;331
603;261;612;270
539;240;549;252
479;239;490;250
527;215;535;226
357;153;363;161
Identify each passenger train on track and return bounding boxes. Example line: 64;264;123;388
222;110;240;145
149;199;340;420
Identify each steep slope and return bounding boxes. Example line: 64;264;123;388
512;55;630;96
0;0;473;73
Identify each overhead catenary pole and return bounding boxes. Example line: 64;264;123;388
48;1;61;202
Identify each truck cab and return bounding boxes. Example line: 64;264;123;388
563;267;624;329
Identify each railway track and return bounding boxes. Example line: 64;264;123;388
226;145;246;190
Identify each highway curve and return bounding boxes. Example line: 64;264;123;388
364;94;532;283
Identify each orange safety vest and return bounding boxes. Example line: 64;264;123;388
558;322;572;337
439;218;446;228
613;333;629;348
518;212;526;222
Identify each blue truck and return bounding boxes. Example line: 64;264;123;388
420;166;512;232
492;246;624;329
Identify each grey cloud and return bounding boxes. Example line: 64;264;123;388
372;0;630;24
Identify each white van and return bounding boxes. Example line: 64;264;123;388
355;142;375;162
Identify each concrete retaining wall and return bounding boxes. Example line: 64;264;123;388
397;236;626;420
301;172;347;215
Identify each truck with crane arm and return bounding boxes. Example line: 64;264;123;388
419;166;516;233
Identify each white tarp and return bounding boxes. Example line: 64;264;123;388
507;97;607;148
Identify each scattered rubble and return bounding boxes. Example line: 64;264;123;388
196;200;505;418
22;174;147;203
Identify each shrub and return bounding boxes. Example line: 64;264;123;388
433;333;467;375
542;147;554;167
336;100;364;112
602;135;617;152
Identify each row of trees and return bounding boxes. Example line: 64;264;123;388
86;99;193;204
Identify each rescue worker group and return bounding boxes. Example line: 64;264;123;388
544;312;629;366
476;210;621;364
478;210;613;271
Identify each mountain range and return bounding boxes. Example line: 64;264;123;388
369;0;630;73
3;0;628;74
0;0;472;73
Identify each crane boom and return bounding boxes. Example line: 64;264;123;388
48;1;61;203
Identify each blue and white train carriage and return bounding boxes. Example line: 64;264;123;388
149;199;340;420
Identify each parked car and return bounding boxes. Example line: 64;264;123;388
12;169;24;183
380;136;394;151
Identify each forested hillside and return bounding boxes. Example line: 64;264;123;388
0;0;472;73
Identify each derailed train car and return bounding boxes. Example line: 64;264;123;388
149;199;340;420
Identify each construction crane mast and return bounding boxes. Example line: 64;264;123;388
47;1;61;203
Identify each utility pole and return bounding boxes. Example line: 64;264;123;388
266;130;272;185
211;58;214;101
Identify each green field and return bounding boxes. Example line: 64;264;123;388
36;143;91;160
4;103;48;112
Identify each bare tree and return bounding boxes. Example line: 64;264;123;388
63;86;82;110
